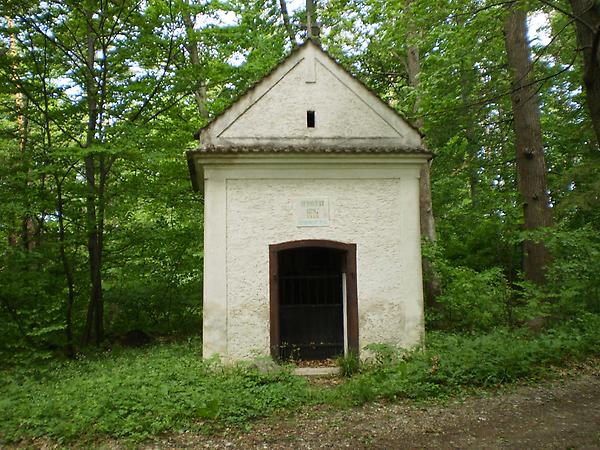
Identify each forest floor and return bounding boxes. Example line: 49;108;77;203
141;365;600;450
8;361;599;449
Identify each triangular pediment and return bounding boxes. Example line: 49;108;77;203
197;41;423;151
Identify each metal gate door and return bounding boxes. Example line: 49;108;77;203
277;247;344;360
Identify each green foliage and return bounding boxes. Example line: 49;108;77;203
332;314;600;406
422;221;600;333
0;340;311;444
0;246;69;365
363;343;404;365
2;315;600;445
546;227;600;314
0;0;291;359
423;242;513;331
0;0;598;429
336;351;361;378
434;265;512;331
522;226;600;317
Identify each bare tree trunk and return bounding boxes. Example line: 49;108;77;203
405;0;441;307
277;0;297;47
504;4;553;285
82;8;104;346
306;0;320;42
569;0;600;145
83;150;103;346
418;162;441;305
182;4;209;120
406;25;422;130
95;157;107;345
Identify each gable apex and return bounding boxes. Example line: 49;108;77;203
195;40;424;153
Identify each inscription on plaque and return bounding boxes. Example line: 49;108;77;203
295;198;329;227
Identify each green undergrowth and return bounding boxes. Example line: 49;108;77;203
330;313;600;405
1;314;599;446
0;340;311;444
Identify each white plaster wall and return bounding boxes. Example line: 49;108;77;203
202;157;425;361
221;57;400;140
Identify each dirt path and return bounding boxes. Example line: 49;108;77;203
149;371;600;450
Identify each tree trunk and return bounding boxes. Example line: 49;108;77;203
569;0;600;145
504;4;553;285
95;156;107;345
459;79;479;205
83;151;104;346
182;5;209;120
405;0;441;307
306;0;320;42
277;0;297;47
55;176;76;357
82;8;104;346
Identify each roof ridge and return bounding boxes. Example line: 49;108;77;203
190;144;432;155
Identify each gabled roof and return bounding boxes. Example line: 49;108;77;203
192;41;311;141
191;40;428;154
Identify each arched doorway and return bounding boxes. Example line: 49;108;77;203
269;240;358;361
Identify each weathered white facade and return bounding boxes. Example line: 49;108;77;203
187;40;431;362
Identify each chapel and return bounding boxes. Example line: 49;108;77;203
187;39;431;362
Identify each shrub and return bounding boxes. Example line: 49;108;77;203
336;351;360;378
544;226;600;316
432;264;512;331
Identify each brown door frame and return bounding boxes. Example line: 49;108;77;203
269;239;359;360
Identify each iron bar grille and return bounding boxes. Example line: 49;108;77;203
278;247;344;360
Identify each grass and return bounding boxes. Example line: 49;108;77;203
1;313;599;446
0;340;311;444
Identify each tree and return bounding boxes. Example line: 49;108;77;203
504;2;554;285
404;0;441;307
1;0;598;360
0;0;191;349
181;0;209;120
4;18;34;251
0;0;291;358
277;0;297;47
567;0;600;145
